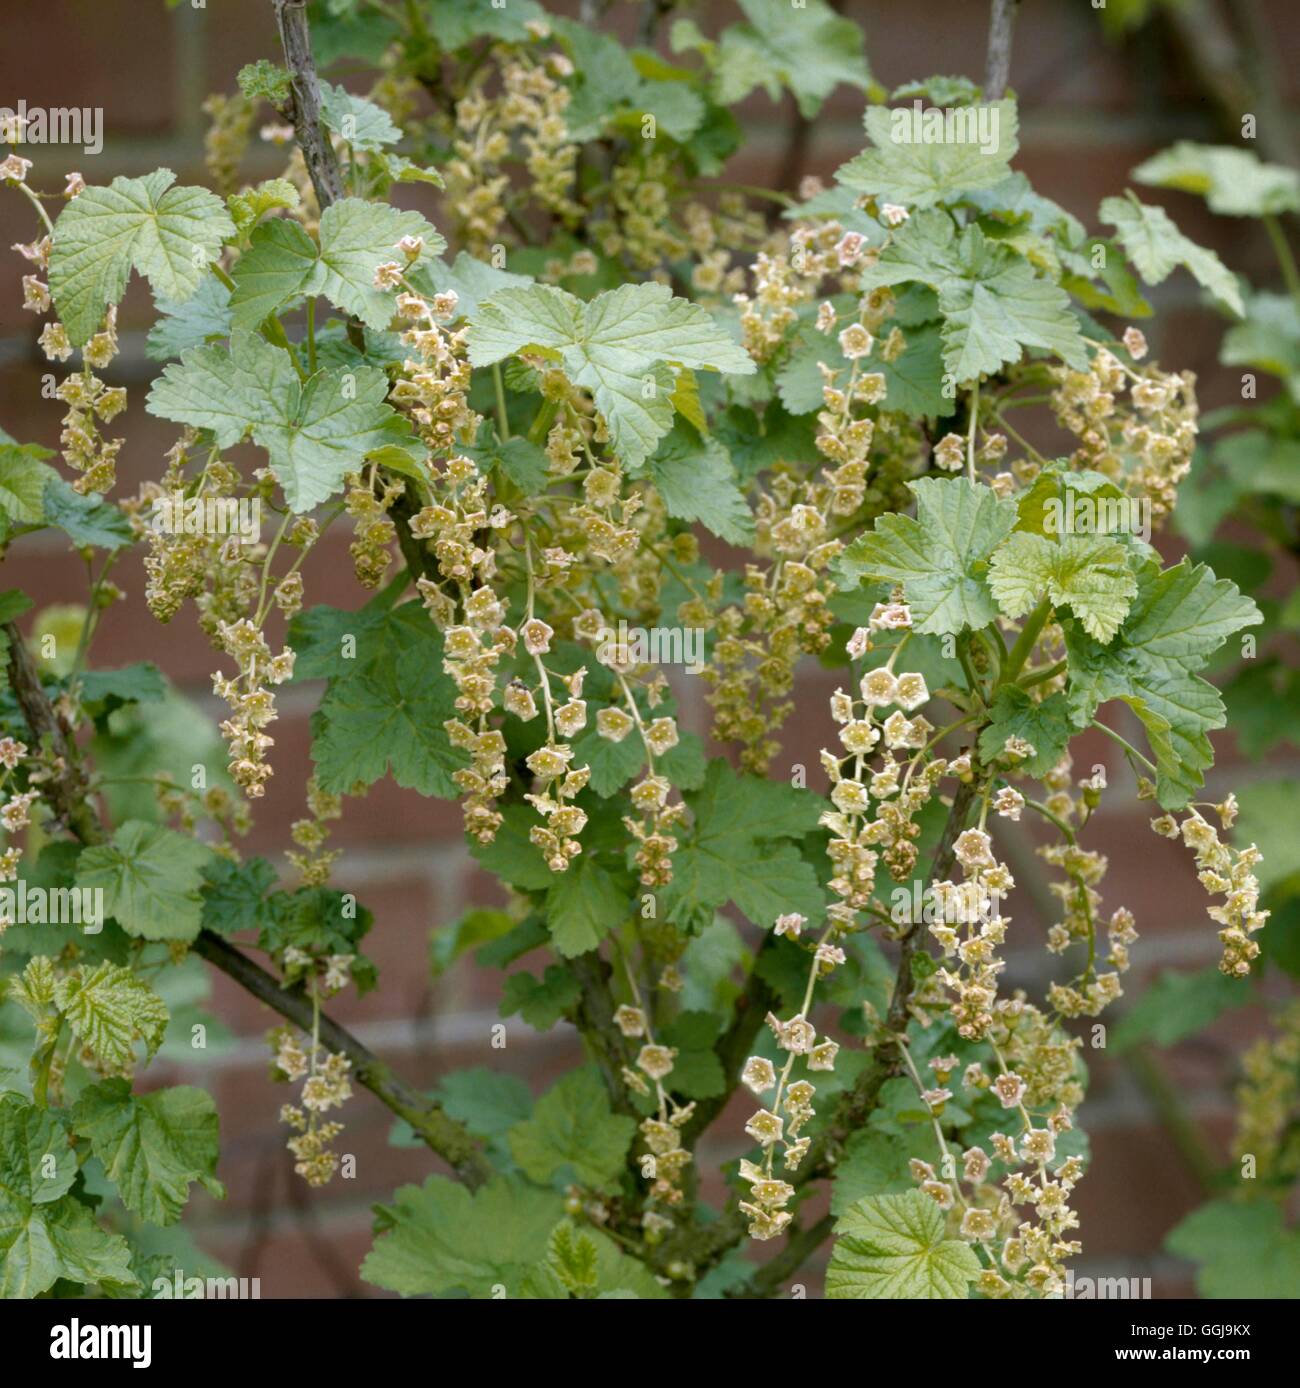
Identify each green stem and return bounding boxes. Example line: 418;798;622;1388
1089;718;1158;775
1263;214;1300;314
492;363;511;442
1000;596;1051;685
966;379;980;482
306;297;317;374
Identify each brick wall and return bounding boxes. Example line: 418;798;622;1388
1;0;1297;1297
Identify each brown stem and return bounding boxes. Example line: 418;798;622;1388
984;0;1021;100
272;0;344;209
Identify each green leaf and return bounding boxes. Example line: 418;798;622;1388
227;217;319;330
470;804;556;891
978;687;1073;778
319;81;401;150
838;476;1018;635
640;422;753;544
416;251;532;322
53;961;169;1070
200;856;278;937
77;663;166;717
430;907;517;976
76;820;211;942
49;169;235;346
831;1129;926;1215
988;531;1138;642
71;1080;223;1226
660;761;825;933
658;1010;725;1099
469;281;755;465
507;1068;636;1192
1133;142;1300;219
859;211;1087;381
229;199;443;331
146;332;418;511
42;478;134;550
311;639;464;798
827;1189;980;1299
0;1093;136;1297
1236;780;1300;898
145;273;233;361
1063;559;1261;808
310;200;443;328
1110;968;1251;1054
0;444;59;525
545;858;631;958
1221;292;1300;400
837;100;1018;210
435;1069;534;1143
500;965;580;1031
361;1174;564;1297
709;0;871;119
259;887;375;991
1166;1200;1300;1299
1100;192;1243;315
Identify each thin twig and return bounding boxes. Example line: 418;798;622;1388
984;0;1021;99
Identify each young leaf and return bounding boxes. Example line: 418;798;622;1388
988;531;1138;642
53;961;170;1070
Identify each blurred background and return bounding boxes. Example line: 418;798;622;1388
1;0;1298;1296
